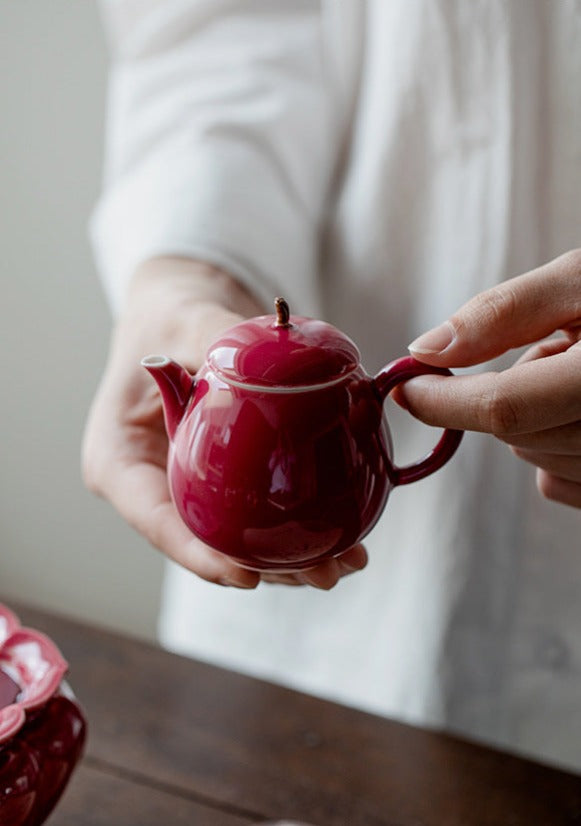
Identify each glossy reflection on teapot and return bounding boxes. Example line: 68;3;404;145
143;298;463;572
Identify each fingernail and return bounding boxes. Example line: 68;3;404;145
219;576;257;589
409;321;455;355
339;557;366;574
339;561;361;574
296;573;320;587
296;572;332;590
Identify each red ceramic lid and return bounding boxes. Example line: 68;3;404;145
207;298;360;388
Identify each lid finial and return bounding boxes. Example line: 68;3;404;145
274;297;291;328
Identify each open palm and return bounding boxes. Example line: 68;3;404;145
82;258;368;589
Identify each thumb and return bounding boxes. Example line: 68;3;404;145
408;250;581;367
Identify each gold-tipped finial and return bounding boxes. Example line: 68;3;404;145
274;297;291;328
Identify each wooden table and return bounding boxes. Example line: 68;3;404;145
9;603;581;825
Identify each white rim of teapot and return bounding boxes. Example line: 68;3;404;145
208;363;358;394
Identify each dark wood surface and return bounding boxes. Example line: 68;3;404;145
8;602;581;825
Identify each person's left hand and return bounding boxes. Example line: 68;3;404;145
397;249;581;508
82;256;368;590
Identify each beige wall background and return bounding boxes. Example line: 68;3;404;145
0;1;164;639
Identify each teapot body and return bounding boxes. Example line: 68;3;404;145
168;364;394;571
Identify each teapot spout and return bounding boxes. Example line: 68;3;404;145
141;355;195;440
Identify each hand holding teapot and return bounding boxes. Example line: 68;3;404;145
83;261;373;590
143;297;463;573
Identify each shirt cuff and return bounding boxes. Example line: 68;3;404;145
89;139;318;317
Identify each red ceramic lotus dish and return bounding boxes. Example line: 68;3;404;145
0;604;87;826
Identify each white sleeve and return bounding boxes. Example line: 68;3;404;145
91;0;337;316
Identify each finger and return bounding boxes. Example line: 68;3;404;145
408;250;581;367
537;469;581;509
259;574;304;586
259;545;368;588
295;558;343;590
105;458;259;588
300;544;368;588
336;543;369;573
399;343;581;436
501;420;581;454
511;448;581;484
514;336;573;366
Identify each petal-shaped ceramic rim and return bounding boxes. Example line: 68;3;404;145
0;704;26;743
0;604;20;645
0;604;68;744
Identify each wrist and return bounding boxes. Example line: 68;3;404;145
109;257;265;371
126;256;265;319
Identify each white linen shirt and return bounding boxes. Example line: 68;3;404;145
93;0;581;772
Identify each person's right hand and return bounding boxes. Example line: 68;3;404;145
82;257;368;590
401;250;581;508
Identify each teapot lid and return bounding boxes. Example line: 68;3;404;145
207;298;360;388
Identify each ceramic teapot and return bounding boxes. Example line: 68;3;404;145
143;298;463;572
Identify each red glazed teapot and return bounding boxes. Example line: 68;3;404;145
143;299;463;572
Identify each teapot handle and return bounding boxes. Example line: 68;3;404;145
372;356;463;486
